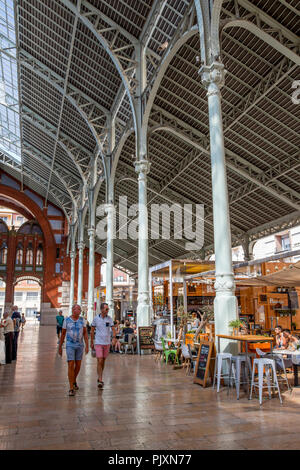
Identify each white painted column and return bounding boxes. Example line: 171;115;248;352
68;223;76;315
129;284;133;309
183;279;188;313
169;261;174;337
105;203;115;320
87;227;95;323
201;62;238;352
69;250;76;315
135;160;151;329
77;241;84;307
149;270;153;322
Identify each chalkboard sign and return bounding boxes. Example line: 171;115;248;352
193;340;214;387
138;326;154;352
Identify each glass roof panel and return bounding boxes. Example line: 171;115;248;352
0;0;21;162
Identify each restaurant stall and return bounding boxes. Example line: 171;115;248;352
149;252;300;344
149;259;215;338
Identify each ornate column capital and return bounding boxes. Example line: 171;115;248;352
214;273;235;295
135;159;151;177
70;251;76;260
77;242;85;251
88;227;95;238
199;61;225;92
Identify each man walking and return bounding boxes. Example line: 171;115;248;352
56;310;64;343
11;306;21;361
0;312;14;364
58;304;89;396
90;302;115;389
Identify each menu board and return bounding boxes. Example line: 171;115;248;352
193;340;214;387
138;327;155;352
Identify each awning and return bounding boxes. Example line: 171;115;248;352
236;261;300;287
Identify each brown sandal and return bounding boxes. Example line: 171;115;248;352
68;389;75;396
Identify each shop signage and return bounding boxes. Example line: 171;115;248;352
138;326;155;352
193;340;214;387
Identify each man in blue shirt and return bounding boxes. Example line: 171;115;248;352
58;304;89;396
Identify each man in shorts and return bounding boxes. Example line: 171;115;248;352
58;304;89;396
91;302;115;389
56;310;64;343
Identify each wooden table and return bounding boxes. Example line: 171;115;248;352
216;335;274;397
217;334;274;355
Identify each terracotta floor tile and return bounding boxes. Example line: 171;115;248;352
1;324;300;450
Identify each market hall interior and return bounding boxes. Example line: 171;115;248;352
0;0;299;452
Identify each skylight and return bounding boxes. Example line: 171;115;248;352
0;0;21;162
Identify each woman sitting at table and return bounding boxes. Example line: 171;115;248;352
191;311;200;330
112;320;122;353
283;329;300;351
274;325;287;349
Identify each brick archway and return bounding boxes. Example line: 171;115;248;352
0;185;56;310
0;197;34;221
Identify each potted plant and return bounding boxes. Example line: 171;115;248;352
228;319;244;336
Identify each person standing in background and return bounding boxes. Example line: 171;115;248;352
0;312;14;364
21;313;26;331
11;306;21;361
0;321;5;365
56;310;65;343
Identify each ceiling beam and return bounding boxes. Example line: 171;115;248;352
150;106;300;211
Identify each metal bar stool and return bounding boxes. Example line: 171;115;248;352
227;354;254;399
250;358;282;405
213;353;232;392
256;348;291;394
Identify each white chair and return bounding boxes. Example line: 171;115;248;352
213;353;232;392
250;357;282;405
181;344;192;375
124;334;135;354
154;340;163;362
187;344;197;374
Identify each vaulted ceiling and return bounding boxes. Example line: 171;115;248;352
0;0;299;273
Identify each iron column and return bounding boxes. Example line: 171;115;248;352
200;62;238;352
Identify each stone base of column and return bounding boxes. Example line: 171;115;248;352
214;294;238;355
136;302;151;328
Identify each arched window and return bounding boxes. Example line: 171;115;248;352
0;243;7;264
36;244;43;266
16;243;23;265
26;243;33;265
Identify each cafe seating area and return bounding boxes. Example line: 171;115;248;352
153;327;299;407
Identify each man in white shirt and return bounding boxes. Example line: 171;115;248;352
90;302;115;389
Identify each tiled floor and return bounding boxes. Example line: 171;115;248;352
1;323;300;450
